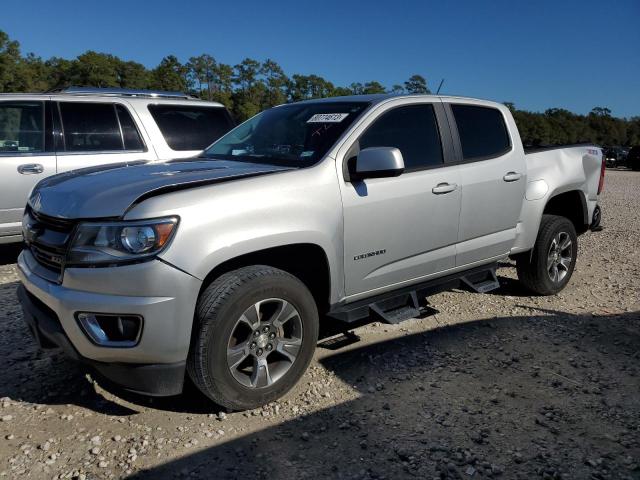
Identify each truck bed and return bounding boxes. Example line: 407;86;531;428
524;142;597;154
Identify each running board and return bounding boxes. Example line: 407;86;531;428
328;263;500;324
460;268;500;293
329;290;437;325
369;291;437;324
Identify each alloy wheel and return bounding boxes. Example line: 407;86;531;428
547;231;573;283
226;298;303;388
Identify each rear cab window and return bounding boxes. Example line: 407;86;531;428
451;104;511;160
148;105;234;151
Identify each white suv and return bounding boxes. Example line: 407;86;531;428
0;87;234;243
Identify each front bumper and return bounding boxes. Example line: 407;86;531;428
17;250;202;396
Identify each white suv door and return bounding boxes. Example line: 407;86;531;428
55;100;156;173
445;102;527;266
0;99;56;240
339;101;462;299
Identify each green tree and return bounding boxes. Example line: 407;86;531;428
152;55;189;91
210;62;234;110
404;74;430;94
362;81;386;94
0;30;22;91
187;54;216;99
232;58;266;120
116;60;152;89
260;59;288;108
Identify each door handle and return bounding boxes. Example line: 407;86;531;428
432;182;457;194
17;163;44;175
503;171;522;182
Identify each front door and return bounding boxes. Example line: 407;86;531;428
0;100;56;238
339;102;461;299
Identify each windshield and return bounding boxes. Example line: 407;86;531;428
202;101;370;167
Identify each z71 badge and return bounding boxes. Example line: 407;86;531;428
354;249;386;261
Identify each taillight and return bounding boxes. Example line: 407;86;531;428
597;156;606;194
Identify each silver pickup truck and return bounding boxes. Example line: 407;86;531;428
16;94;605;410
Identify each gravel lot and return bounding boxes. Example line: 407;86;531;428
0;169;638;480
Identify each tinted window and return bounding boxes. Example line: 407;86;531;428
204;102;369;168
59;102;123;152
359;104;443;171
451;105;510;159
0;102;44;153
115;104;144;151
148;105;234;151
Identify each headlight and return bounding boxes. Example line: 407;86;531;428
68;217;178;266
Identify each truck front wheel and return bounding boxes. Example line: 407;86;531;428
187;265;319;411
516;214;578;295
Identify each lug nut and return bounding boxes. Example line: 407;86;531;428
263;326;270;333
266;344;273;351
269;332;276;339
254;330;260;337
250;342;257;349
256;348;263;356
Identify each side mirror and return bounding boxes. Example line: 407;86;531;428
350;147;404;181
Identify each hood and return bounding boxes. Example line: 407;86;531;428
29;159;291;219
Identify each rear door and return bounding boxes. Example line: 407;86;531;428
445;102;526;266
55;100;156;173
0;99;56;238
339;100;461;298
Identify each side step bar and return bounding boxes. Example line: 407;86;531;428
328;263;499;325
460;269;500;293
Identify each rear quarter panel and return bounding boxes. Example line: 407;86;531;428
513;146;602;253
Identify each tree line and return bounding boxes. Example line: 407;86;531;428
1;30;638;147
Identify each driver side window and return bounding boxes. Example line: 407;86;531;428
358;104;443;172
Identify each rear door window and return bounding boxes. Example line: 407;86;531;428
451;105;510;160
148;105;234;151
0;101;44;153
59;102;124;152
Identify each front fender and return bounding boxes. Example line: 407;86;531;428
125;160;346;304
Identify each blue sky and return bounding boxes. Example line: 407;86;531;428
4;0;639;117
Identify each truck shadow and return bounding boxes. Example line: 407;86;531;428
122;308;639;479
0;243;22;266
0;280;138;416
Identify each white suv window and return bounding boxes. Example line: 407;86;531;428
58;102;145;153
148;105;233;151
0;101;44;153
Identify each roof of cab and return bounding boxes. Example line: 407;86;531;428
287;93;504;108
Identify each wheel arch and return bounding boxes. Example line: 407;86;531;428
542;189;589;234
198;243;333;315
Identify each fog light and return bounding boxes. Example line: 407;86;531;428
76;312;143;347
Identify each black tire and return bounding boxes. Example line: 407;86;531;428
516;215;578;295
187;265;319;411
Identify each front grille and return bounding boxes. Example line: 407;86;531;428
31;244;65;271
24;206;77;281
29;208;76;232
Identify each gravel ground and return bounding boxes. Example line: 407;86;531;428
0;169;638;480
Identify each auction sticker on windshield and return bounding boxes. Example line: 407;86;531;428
307;113;349;123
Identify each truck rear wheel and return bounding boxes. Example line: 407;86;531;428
187;265;319;411
516;214;578;295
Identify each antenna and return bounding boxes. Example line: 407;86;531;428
436;79;445;95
